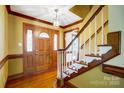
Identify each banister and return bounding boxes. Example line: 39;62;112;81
57;5;104;52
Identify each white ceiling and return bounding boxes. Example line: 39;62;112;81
10;5;82;26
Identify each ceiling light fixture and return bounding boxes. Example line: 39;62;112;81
53;9;60;27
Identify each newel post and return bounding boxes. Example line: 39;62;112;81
56;49;64;87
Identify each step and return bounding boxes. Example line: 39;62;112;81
81;56;102;63
97;44;111;47
76;60;88;65
64;68;76;75
69;63;88;71
62;72;70;79
85;54;101;58
97;45;112;56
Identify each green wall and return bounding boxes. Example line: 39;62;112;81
69;65;124;88
109;5;124;53
105;6;124;66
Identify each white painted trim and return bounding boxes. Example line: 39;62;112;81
83;31;86;57
101;8;104;45
89;23;91;55
94;16;97;55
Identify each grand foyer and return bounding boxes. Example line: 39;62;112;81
0;5;124;88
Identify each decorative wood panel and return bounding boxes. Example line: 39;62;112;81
107;31;121;54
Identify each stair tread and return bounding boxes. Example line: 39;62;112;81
69;63;88;70
64;68;76;75
81;56;102;63
97;44;112;47
85;54;101;58
62;72;69;78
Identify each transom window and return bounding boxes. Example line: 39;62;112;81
39;32;49;38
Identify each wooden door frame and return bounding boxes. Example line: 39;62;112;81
23;22;59;75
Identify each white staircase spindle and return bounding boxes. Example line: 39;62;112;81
57;51;63;79
64;51;66;71
83;31;86;57
65;52;68;71
57;51;60;79
63;51;65;72
69;51;71;67
88;23;91;55
61;51;64;74
94;16;97;55
101;8;104;45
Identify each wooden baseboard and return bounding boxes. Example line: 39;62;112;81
64;81;77;88
102;64;124;78
5;72;24;88
8;72;24;81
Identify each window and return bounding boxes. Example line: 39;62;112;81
65;29;78;61
39;32;49;38
54;34;58;50
27;29;33;52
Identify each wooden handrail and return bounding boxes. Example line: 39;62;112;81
57;5;104;51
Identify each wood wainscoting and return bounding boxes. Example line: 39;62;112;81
0;54;24;85
0;54;24;81
107;31;121;54
8;54;23;59
0;54;23;70
0;53;57;88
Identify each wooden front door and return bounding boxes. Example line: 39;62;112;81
23;23;59;74
34;27;51;72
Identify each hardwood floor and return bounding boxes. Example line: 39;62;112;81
6;69;57;88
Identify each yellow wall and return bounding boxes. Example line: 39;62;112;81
70;5;91;19
0;5;8;88
8;14;64;76
8;58;23;76
8;14;63;55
